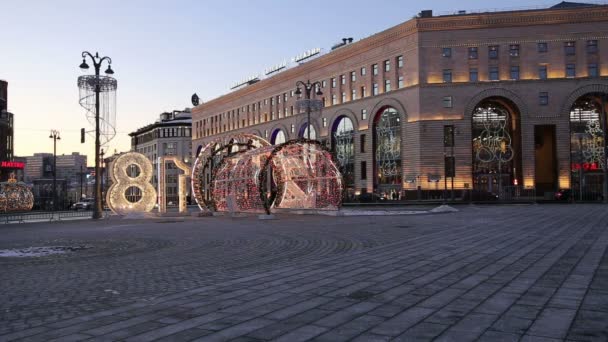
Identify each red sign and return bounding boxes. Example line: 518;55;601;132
0;161;25;169
571;162;601;171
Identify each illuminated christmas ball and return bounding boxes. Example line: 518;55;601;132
0;175;34;212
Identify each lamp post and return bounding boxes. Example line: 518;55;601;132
294;80;323;140
79;51;114;219
49;130;60;211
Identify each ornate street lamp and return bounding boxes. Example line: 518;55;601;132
79;51;115;219
294;80;323;140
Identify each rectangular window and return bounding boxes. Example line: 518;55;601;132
361;161;367;180
397;55;403;68
587;40;598;54
332;94;337;105
384;60;390;72
509;44;520;57
323;117;327;127
361;86;366;98
351;71;356;82
565;41;576;55
538;42;548;53
589;63;599;77
442;47;452;57
372;83;379;95
341;75;346;85
398;76;404;88
468;47;478;59
360;134;366;153
539;92;549;105
442;96;453;108
270;98;274;105
510;65;520;80
321;80;326;88
489;66;499;81
566;63;576;77
466;68;478;82
489;45;499;59
341;92;346;103
291;124;295;133
331;78;336;88
361;66;366;76
444;125;455;147
384;79;391;92
352;89;357;100
373;64;378;75
361;109;368;120
443;69;452;83
539;65;548;79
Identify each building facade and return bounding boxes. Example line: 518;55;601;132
130;109;192;205
192;3;608;201
0;80;16;182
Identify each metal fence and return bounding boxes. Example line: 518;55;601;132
0;210;97;224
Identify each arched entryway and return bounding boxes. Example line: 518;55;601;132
372;106;401;199
298;123;317;140
569;93;607;201
331;115;355;200
271;129;287;145
471;97;522;195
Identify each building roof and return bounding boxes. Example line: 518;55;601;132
129;109;192;137
551;1;597;9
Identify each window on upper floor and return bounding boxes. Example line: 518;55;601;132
589;63;599;77
351;71;356;82
372;64;378;75
539;92;549;105
442;48;452;57
468;47;478;59
539;65;548;80
361;66;366;76
341;75;346;85
341;92;346;103
443;96;453;108
489;66;499;80
361;109;368;120
510;66;520;80
566;63;576;77
332;94;337;105
538;42;548;53
587;40;598;54
443;69;452;83
509;44;520;57
565;41;576;56
321;80;326;88
372;83;379;95
331;78;336;88
323;117;327;127
489;45;499;59
351;89;357;101
361;86;367;98
384;60;390;72
398;76;404;88
469;68;478;82
397;55;403;68
384;79;391;92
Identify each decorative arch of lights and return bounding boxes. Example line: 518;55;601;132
211;139;343;215
158;156;192;214
191;133;271;212
106;152;157;215
0;173;34;212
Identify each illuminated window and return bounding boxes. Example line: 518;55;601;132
384;60;390;72
291;124;295;133
331;78;336;88
538;42;548;53
361;109;367;120
566;63;576;77
321;80;326;88
565;41;576;55
384;79;391;92
397;55;403;68
341;75;346;85
468;47;478;59
443;69;452;83
398;76;404;88
373;64;378;75
539;92;548;105
442;48;452;57
361;67;366;76
351;71;356;82
341;92;346;103
332;94;337;105
489;45;499;59
352;89;357;100
539;65;547;79
323;117;327;127
372;83;379;95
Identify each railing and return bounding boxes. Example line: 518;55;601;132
0;210;97;224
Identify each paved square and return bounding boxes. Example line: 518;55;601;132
1;204;607;341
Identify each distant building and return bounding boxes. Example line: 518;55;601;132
23;152;87;204
129;109;192;205
0;80;15;182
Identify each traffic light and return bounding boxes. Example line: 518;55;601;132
81;128;85;143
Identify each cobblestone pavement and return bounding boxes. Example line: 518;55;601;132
0;204;607;341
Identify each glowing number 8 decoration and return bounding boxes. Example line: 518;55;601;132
106;152;157;215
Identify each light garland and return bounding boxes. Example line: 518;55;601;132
0;173;34;212
158;156;191;214
106;152;157;215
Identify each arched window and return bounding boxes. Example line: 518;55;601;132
271;129;287;145
471;98;521;194
373;107;401;196
300;123;317;140
332;116;355;193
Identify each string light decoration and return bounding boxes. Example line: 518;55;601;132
106;152;157;215
0;173;34;212
191;134;270;212
158;156;191;214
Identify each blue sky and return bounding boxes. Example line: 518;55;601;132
1;0;552;164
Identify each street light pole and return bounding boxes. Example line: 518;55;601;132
79;52;114;219
294;80;323;140
49;130;61;211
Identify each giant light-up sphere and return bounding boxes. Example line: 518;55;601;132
106;152;157;215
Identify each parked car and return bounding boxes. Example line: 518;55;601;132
555;189;604;201
71;198;94;210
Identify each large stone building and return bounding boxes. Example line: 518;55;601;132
0;80;16;182
130;109;192;205
192;2;608;201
